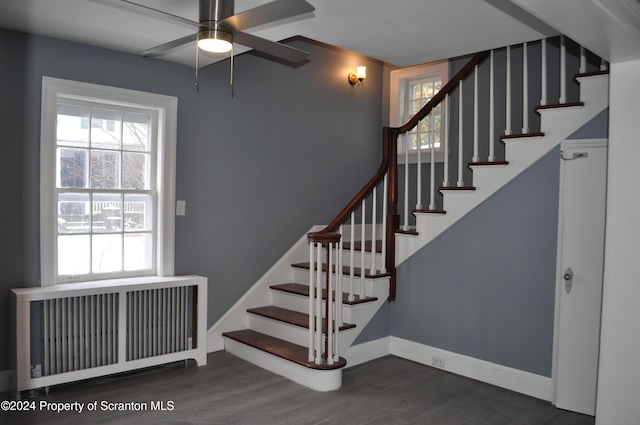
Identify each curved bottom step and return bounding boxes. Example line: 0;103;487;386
223;329;345;392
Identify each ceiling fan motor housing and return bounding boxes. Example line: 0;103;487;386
200;0;234;25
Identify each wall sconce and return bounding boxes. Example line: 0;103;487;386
348;66;367;86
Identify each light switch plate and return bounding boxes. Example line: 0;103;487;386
176;200;186;216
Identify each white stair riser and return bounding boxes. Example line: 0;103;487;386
248;313;355;355
291;269;386;299
224;337;342;392
271;290;356;323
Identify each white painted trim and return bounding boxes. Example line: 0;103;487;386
40;77;178;285
0;369;10;394
344;336;392;368
390;337;553;401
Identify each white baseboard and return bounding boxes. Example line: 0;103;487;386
0;369;10;394
344;336;551;401
390;337;552;401
344;336;391;368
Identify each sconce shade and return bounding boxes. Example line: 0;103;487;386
198;29;233;53
356;66;367;80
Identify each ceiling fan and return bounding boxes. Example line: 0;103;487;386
94;0;315;92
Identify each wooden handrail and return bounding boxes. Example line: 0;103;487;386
311;50;491;302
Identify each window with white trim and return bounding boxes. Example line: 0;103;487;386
40;78;177;285
390;60;448;161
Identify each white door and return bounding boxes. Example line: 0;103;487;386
553;139;608;416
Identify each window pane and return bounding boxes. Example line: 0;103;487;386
124;194;153;231
57;148;88;188
93;193;122;232
91;109;122;150
91;150;121;189
124;233;153;271
92;234;122;273
58;192;90;234
123;113;151;152
57;105;89;147
122;152;149;190
58;235;90;275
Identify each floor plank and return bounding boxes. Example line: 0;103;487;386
0;352;595;425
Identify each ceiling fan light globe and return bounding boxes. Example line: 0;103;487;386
198;29;233;53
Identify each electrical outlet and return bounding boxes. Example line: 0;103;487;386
432;356;445;368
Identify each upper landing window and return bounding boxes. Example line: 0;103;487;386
390;60;448;161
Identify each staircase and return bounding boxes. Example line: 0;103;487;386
209;36;610;391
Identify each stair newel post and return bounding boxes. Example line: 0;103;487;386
370;187;377;275
326;241;333;365
429;114;436;210
315;241;323;364
385;126;399;302
403;133;410;231
307;231;341;365
308;240;315;362
381;173;388;274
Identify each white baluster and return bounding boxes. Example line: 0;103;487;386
429;115;436;210
360;199;366;298
314;242;322;364
541;39;548;106
349;212;355;302
522;42;529;134
381;174;388;273
416;124;422;210
579;45;586;74
457;80;464;187
560;35;566;104
327;243;333;365
505;45;512;136
403;135;410;231
308;241;315;362
489;49;495;162
443;93;450;187
473;65;479;162
370;188;377;275
338;226;344;327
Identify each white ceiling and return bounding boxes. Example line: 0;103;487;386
0;0;638;69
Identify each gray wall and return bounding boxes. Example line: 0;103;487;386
0;28;383;372
389;96;609;377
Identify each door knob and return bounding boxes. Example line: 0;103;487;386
563;268;573;293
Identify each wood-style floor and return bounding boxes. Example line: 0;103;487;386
1;352;595;425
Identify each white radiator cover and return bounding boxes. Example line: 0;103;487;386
10;275;207;399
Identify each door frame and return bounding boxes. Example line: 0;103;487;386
551;138;608;406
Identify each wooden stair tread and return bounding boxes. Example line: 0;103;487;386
396;229;419;235
342;240;383;253
439;186;476;191
501;132;545;140
413;209;446;215
271;282;378;305
247;305;356;331
468;160;509;167
223;329;346;370
536;101;584;111
291;262;391;279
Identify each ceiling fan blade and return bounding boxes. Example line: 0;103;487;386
222;0;315;32
233;32;309;63
91;0;200;30
143;33;198;57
